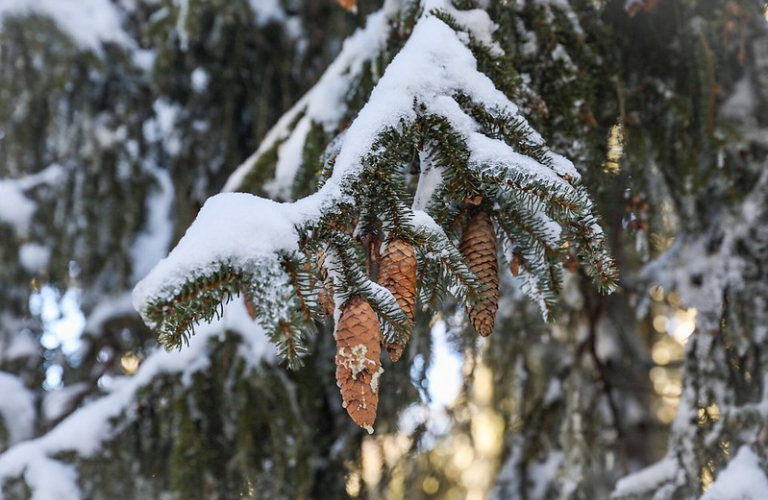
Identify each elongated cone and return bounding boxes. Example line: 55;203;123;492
318;279;335;317
335;296;382;433
378;239;417;362
460;211;499;337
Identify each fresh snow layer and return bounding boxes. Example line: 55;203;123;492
137;1;579;318
133;193;299;307
225;3;396;196
0;298;274;499
0;0;131;50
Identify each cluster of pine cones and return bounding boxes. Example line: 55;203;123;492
334;209;500;431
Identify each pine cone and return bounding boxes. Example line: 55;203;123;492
460;211;499;337
378;239;417;362
335;296;382;433
318;280;335;317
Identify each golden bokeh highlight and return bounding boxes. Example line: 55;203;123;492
120;352;140;375
345;472;361;497
422;476;439;495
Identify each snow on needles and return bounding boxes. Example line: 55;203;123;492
226;2;396;198
132;193;299;308
0;299;274;500
135;1;578;319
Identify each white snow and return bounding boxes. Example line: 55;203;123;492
412;153;443;211
0;164;66;237
83;293;136;335
722;75;757;123
265;116;313;200
225;2;396;194
613;457;677;496
641;170;768;335
130;162;175;283
0;0;132;50
19;243;51;274
143;99;182;156
190;68;210;93
0;373;35;445
247;0;286;26
132;49;156;72
701;446;768;500
2;332;38;362
132;193;299;308
137;1;585;341
0;299;274;499
468;133;576;189
0;182;36;237
42;382;89;423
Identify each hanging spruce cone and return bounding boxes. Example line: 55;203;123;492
335;296;383;432
460;210;500;337
318;279;335;317
378;239;417;362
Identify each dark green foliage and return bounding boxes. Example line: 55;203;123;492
143;33;618;366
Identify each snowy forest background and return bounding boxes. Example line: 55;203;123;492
1;0;768;499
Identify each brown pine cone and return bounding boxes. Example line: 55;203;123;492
335;296;382;433
318;279;335;317
459;211;500;337
378;239;417;362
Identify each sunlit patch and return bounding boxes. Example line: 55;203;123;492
656;404;677;424
422;476;439;494
604;123;625;173
361;438;382;489
120;352;140;375
668;308;697;343
706;403;721;422
651;337;683;365
345;472;361;497
653;315;668;333
701;461;716;491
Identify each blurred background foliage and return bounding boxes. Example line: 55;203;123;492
1;0;767;499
